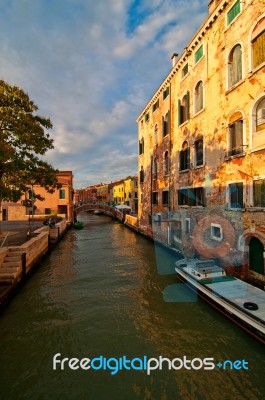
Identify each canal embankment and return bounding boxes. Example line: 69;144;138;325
0;219;69;312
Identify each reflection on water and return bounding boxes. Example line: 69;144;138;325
0;212;264;400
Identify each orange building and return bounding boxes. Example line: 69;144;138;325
1;171;74;222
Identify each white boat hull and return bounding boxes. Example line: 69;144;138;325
175;263;265;345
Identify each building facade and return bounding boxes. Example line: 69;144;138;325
124;177;138;212
137;0;265;284
2;171;74;222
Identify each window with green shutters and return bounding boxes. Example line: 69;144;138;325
253;179;265;207
59;189;65;199
195;45;203;63
227;0;241;25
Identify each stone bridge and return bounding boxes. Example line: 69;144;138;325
74;204;124;221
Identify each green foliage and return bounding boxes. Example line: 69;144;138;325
0;79;60;201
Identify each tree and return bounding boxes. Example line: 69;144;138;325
0;79;60;221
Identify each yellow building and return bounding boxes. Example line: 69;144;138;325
124;177;138;213
113;181;125;205
137;0;265;284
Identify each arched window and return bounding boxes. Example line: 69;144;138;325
251;17;265;69
162;112;170;137
194;81;203;113
251;96;265;151
139;138;144;155
164;151;169;176
178;92;190;125
180;141;190;171
256;97;265;132
228;44;242;88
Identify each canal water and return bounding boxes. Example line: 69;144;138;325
0;213;264;400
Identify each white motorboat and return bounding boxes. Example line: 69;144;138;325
175;258;265;344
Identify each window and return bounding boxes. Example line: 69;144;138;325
140;166;144;183
134;181;138;187
152;192;158;205
227;0;241;25
228;44;242;88
163;86;170;100
251;17;265;69
144;112;149;122
178;187;205;206
227;116;243;157
59;189;65;199
185;218;191;234
162;112;170;137
162;191;169;206
134;192;138;199
194;81;203;113
253;179;265;207
195;45;203;63
152;99;159;113
154;124;158;145
252;96;265;150
164;151;169;176
139;138;144;155
256;97;265;132
228;182;243;208
182;63;188;78
45;208;51;215
178;92;190;125
194;138;204;167
211;224;223;241
153;157;158;179
180;141;190;171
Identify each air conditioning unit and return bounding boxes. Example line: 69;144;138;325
257;108;265;124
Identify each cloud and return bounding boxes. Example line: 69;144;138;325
0;0;208;187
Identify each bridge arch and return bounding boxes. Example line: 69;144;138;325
74;204;124;221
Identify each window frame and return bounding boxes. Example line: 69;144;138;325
179;141;190;171
227;0;241;26
251;18;265;70
152;191;158;205
162;190;169;206
59;189;66;200
194;138;204;167
194;81;204;114
227;44;243;89
194;44;203;64
227;182;244;209
253;179;265;207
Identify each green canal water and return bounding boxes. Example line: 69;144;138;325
0;213;264;400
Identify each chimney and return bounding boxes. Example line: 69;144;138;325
171;52;178;67
208;0;221;14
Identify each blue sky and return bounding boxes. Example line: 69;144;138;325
0;0;208;188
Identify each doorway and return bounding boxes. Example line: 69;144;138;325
249;237;264;275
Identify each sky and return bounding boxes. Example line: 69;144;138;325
0;0;209;188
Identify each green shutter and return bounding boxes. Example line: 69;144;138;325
195;45;203;63
227;0;240;25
